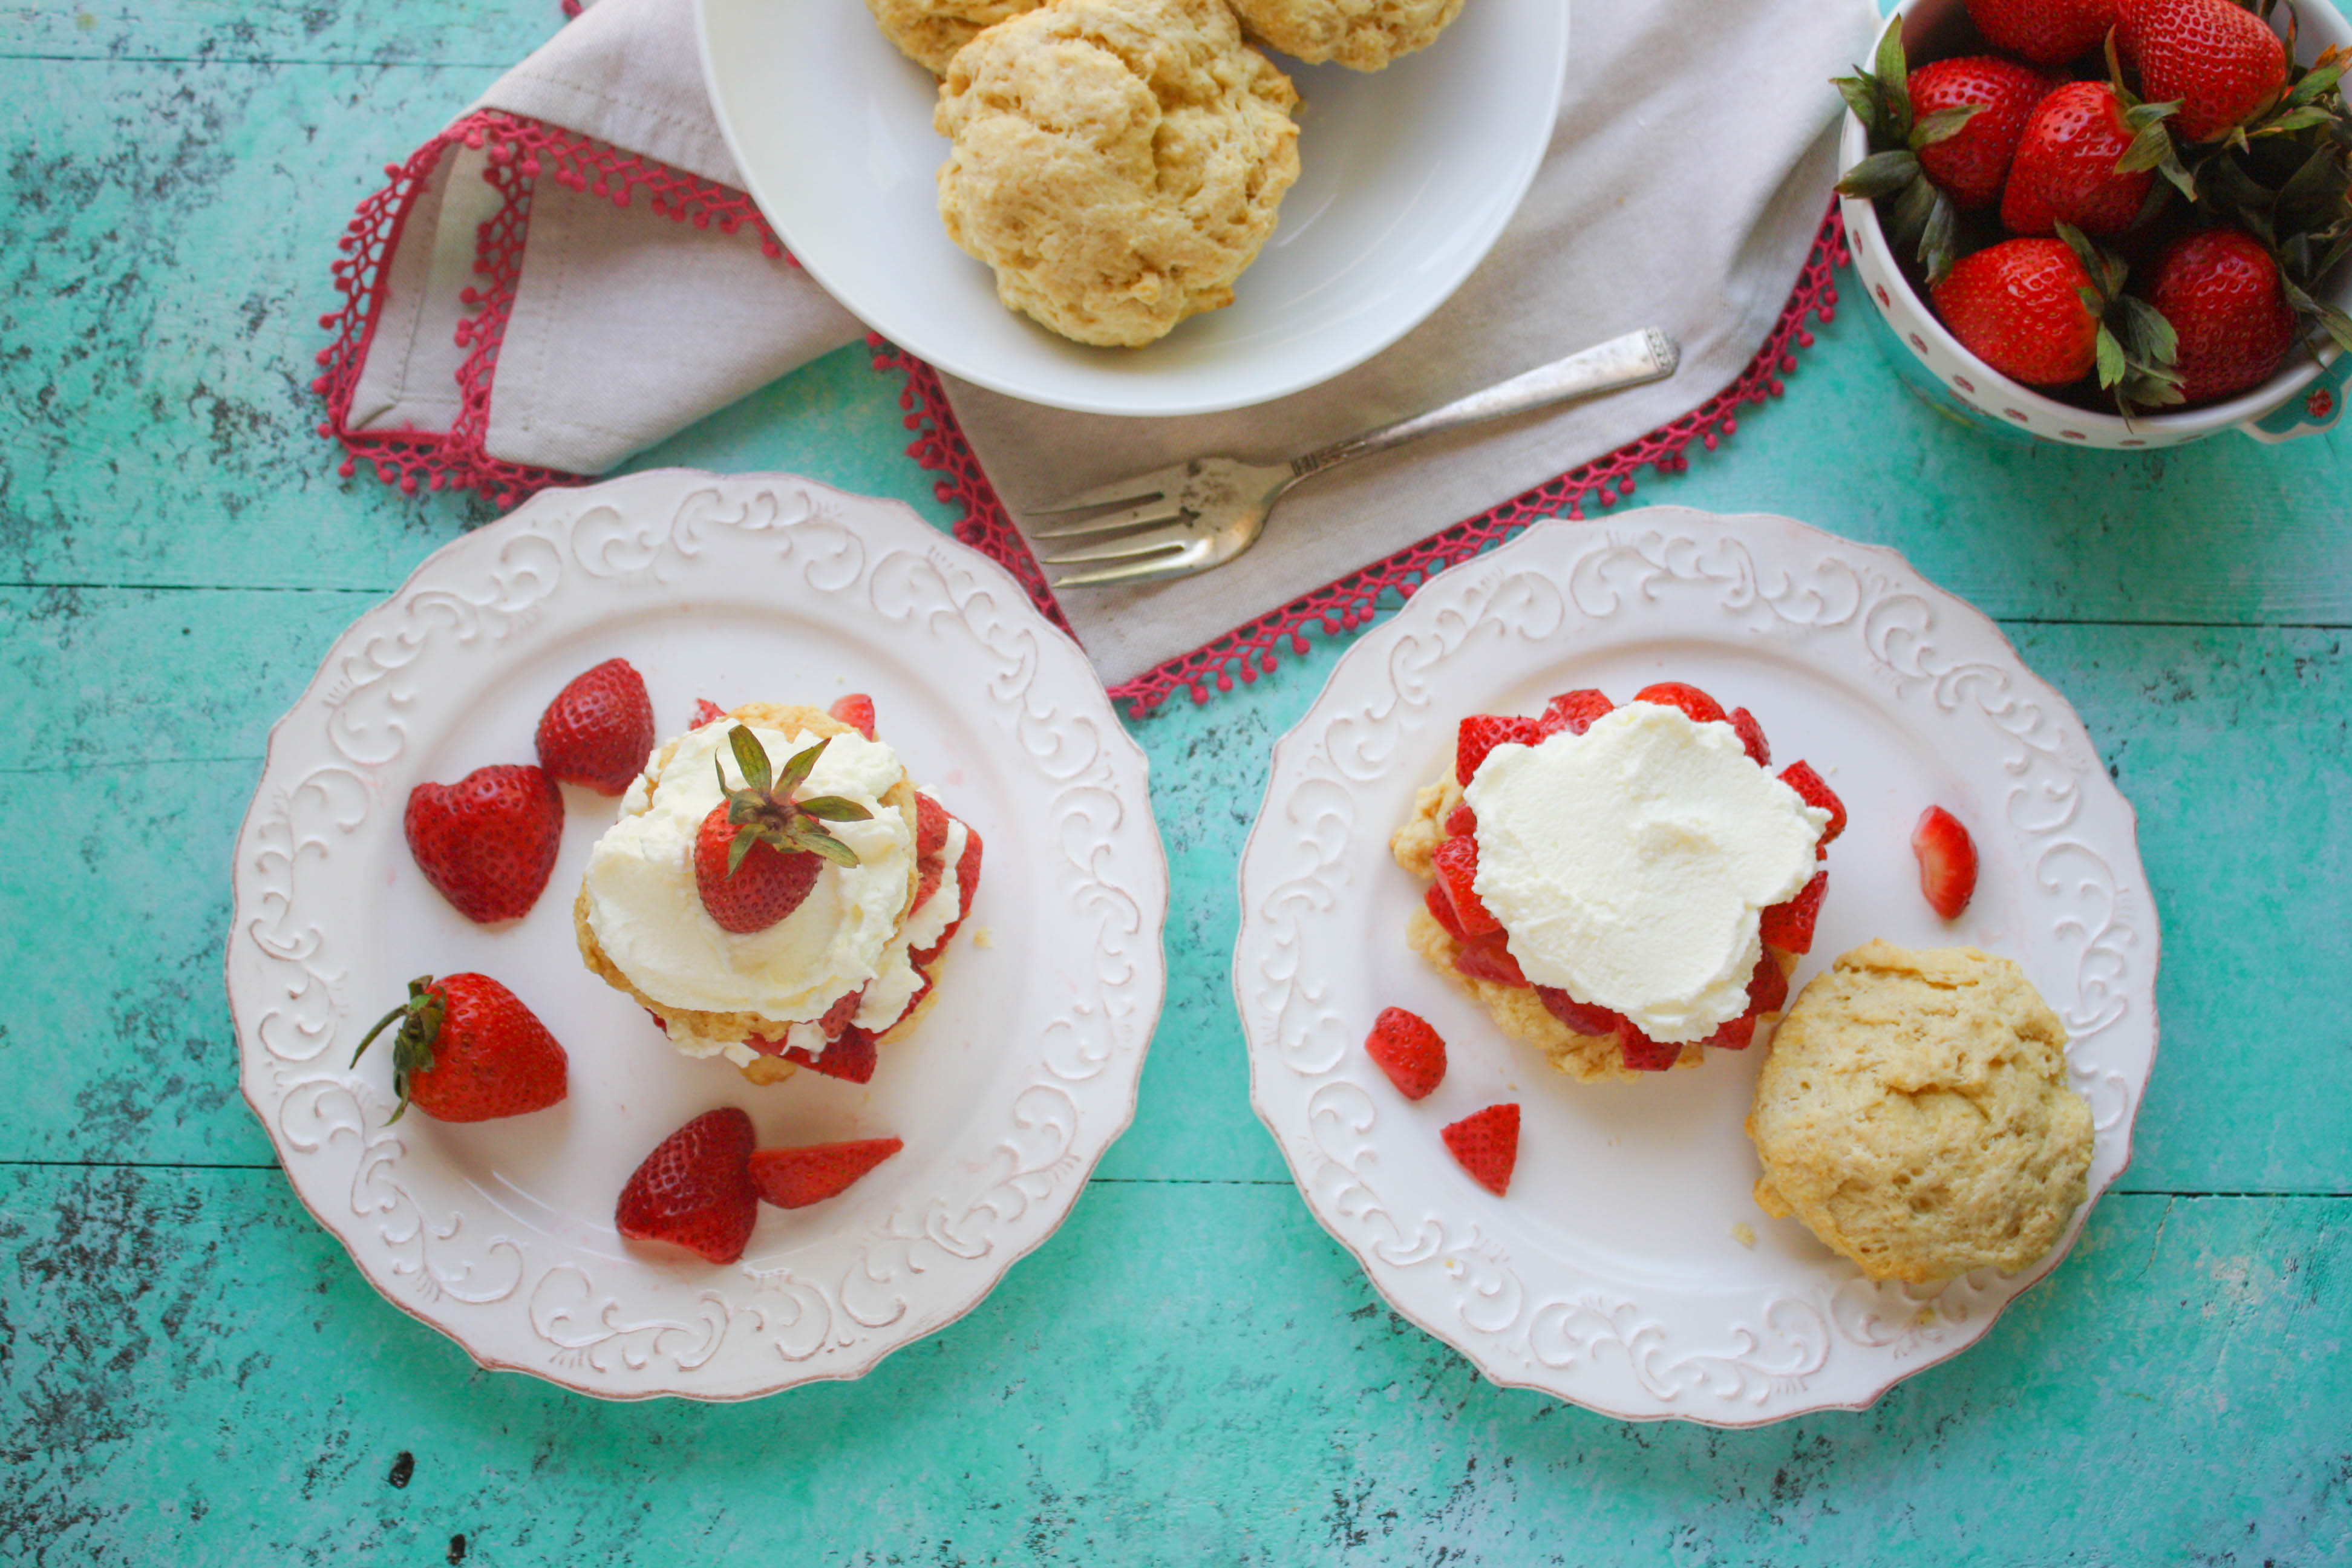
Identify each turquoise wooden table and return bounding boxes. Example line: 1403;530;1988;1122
5;3;2351;1561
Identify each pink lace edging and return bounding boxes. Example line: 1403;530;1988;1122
877;207;1851;720
314;108;789;508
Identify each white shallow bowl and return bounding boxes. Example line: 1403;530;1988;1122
1236;507;2159;1425
228;471;1168;1400
697;0;1566;417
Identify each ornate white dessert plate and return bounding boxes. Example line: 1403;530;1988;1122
229;471;1167;1400
1235;507;2157;1425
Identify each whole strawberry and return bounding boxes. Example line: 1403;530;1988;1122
693;727;871;933
1967;0;2118;65
2118;0;2287;143
616;1108;760;1264
2001;82;2160;237
351;973;568;1123
405;763;563;923
1910;56;2060;208
535;656;655;796
2146;228;2298;403
1932;238;2102;385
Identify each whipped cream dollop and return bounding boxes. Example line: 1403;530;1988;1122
584;719;916;1021
1463;702;1828;1043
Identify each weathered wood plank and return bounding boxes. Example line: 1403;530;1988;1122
2;1171;2344;1565
1;0;556;68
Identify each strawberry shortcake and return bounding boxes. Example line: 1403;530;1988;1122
1391;683;1841;1083
575;701;981;1087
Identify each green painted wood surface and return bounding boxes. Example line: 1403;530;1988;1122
4;2;2350;1561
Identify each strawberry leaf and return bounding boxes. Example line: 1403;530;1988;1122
1919;190;1959;284
1909;103;1982;151
2095;325;2128;390
1837;149;1921;200
1871;18;1911;138
791;827;862;867
776;737;828;795
1832;73;1884;140
2287;57;2348;106
728;725;774;795
792;794;874;823
2118;113;2180;172
2256;106;2339;137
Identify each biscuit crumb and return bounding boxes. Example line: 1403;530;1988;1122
972;925;993;949
1731;1223;1757;1249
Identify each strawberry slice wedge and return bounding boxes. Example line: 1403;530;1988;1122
1440;1104;1520;1197
1634;681;1727;725
1431;835;1502;938
1456;714;1543;785
1912;806;1979;920
1452;932;1528;988
1364;1007;1446;1100
1538;688;1614;737
1760;870;1829;956
750;1138;903;1209
1777;761;1845;853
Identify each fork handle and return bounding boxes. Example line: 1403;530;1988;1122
1289;328;1681;480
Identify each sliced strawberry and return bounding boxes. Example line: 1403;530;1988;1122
1912;806;1980;920
691;698;727;727
952;825;983;923
1634;682;1727;725
915;794;951;859
786;1027;880;1083
535;657;656;796
1538;688;1614;737
1443;802;1478;838
404;765;564;924
1423;883;1470;943
1706;1011;1760;1051
1440;1103;1520;1197
743;1031;789;1058
1535;985;1625;1039
829;693;877;740
1456;714;1542;785
615;1108;760;1264
910;859;946;919
1778;760;1846;854
1431;835;1502;938
1730;707;1771;768
1452;932;1527;988
750;1138;903;1209
817;986;865;1039
1746;950;1790;1018
1618;1027;1682;1072
1760;870;1829;956
1364;1007;1446;1100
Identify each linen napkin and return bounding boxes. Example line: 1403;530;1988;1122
319;0;1876;687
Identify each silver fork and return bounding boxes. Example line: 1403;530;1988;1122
1030;327;1681;588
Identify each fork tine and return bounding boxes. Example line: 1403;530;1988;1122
1037;521;1199;566
1026;463;1189;515
1027;496;1189;540
1052;538;1216;589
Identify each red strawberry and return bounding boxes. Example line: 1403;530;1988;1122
404;764;563;924
829;693;878;741
750;1137;903;1209
1440;1103;1520;1196
1536;985;1625;1039
915;793;951;859
691;698;727;727
692;728;871;934
535;657;655;796
785;1025;880;1083
1704;955;1790;1051
615;1108;759;1264
1538;689;1614;737
350;973;568;1123
1909;56;2063;209
2145;229;2297;405
911;858;946;920
1912;805;1981;920
1730;707;1771;768
1364;1007;1447;1100
952;823;983;923
2118;0;2287;143
2000;83;2156;238
1432;835;1502;938
1618;1027;1683;1073
1423;882;1470;942
1932;239;2102;386
1707;1010;1761;1051
1633;681;1727;725
1760;870;1830;956
1443;802;1478;838
818;985;866;1038
1456;714;1542;785
1966;0;2118;65
1453;932;1528;988
1777;760;1846;854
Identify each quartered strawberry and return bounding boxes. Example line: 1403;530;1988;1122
785;1026;880;1083
1618;1029;1683;1073
405;764;564;924
750;1137;903;1209
1778;760;1846;853
1443;802;1478;838
1536;985;1625;1039
535;656;656;796
829;692;878;741
1432;835;1502;938
615;1108;760;1264
1423;883;1470;943
351;973;568;1123
1456;714;1542;785
692;728;871;934
1913;805;1981;920
1633;681;1727;725
1453;932;1527;988
915;793;951;859
1760;870;1830;955
1538;688;1614;737
1730;707;1771;767
1364;1007;1447;1100
1441;1103;1520;1196
691;698;727;727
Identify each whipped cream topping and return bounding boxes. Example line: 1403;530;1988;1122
1463;702;1828;1043
584;719;916;1021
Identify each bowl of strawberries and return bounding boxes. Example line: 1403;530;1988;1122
1838;0;2352;448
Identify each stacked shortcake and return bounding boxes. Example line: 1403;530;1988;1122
575;702;980;1086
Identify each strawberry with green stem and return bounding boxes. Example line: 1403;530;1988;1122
351;973;569;1124
1836;18;1994;281
693;727;873;934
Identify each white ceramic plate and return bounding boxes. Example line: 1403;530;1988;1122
1235;507;2158;1425
229;471;1167;1400
695;0;1566;417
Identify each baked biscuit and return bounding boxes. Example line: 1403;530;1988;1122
864;0;1042;75
1746;941;2094;1284
1229;0;1465;70
934;0;1302;347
